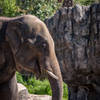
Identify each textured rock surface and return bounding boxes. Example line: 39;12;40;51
18;83;28;100
45;4;100;100
17;83;51;100
28;94;51;100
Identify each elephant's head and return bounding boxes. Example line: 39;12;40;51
6;15;63;100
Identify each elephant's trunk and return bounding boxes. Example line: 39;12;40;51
48;54;63;100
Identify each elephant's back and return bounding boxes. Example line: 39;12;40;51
0;17;11;22
0;14;39;22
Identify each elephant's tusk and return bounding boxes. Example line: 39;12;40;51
27;38;36;44
46;70;59;80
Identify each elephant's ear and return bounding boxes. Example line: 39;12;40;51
6;21;23;53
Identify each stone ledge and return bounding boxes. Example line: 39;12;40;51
28;94;51;100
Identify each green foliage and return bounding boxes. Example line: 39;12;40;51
0;0;61;20
74;0;95;5
63;83;68;99
16;72;68;100
0;0;19;17
16;0;61;20
0;0;97;19
16;72;25;84
25;77;52;95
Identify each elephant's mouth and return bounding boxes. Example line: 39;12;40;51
16;58;41;74
16;58;58;80
32;59;41;75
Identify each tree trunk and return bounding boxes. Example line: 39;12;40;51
62;0;74;7
45;3;100;100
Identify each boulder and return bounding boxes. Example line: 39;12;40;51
17;83;51;100
18;83;28;100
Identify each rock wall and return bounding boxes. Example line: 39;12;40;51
45;4;100;100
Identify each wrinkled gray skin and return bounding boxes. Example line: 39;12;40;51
0;15;63;100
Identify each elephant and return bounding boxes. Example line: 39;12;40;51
0;15;63;100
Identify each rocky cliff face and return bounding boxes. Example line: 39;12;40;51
45;4;100;100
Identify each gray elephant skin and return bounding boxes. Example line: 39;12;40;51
0;15;63;100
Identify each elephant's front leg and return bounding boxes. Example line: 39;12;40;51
0;74;18;100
